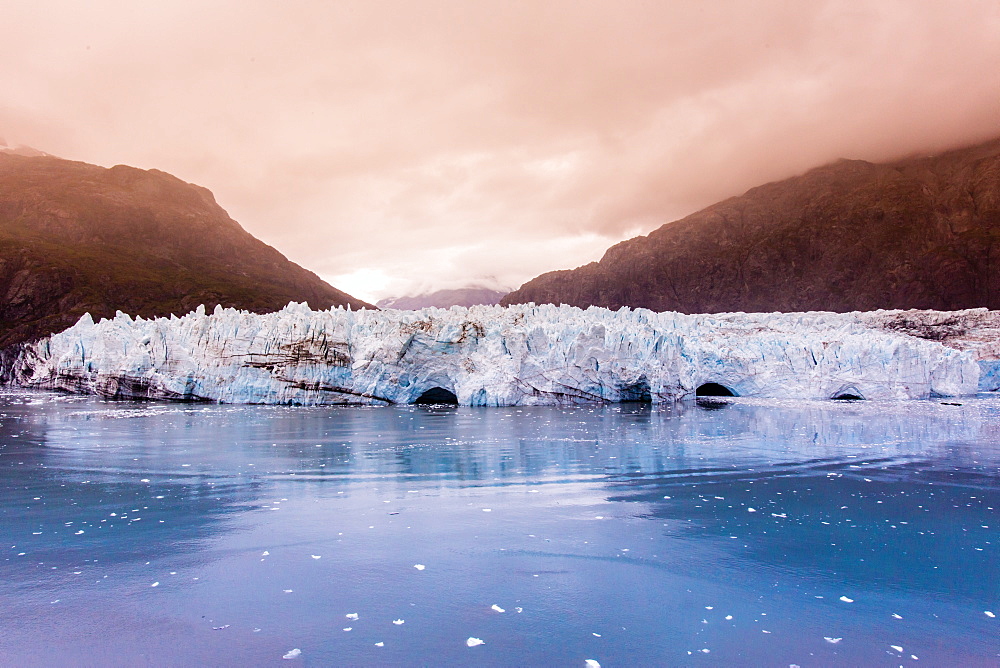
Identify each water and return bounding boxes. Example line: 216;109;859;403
0;391;997;667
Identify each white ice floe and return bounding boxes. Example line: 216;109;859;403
466;637;485;647
986;611;996;618
824;637;842;644
585;660;601;668
491;604;505;613
393;619;404;625
413;564;425;570
6;303;988;406
282;649;301;659
346;613;359;620
839;596;854;603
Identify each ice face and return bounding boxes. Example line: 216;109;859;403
5;302;985;405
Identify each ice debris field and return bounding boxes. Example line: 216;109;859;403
6;302;1000;406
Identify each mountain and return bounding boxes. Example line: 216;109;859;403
503;137;1000;313
0;152;370;348
376;286;508;310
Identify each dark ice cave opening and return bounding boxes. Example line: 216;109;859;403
620;378;653;403
831;392;864;401
414;387;459;405
695;382;736;397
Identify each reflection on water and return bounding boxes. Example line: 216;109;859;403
0;391;997;666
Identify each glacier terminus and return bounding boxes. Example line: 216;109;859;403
5;302;1000;406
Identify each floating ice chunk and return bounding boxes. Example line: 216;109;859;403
140;479;150;483
262;551;269;556
346;613;359;620
467;637;485;647
892;613;903;619
283;589;293;593
343;627;352;632
213;625;230;630
393;619;404;625
890;645;903;652
986;611;996;618
491;604;505;613
482;508;492;512
515;607;523;613
413;564;425;570
839;596;854;603
747;508;757;513
592;633;601;637
151;582;159;587
725;615;733;620
282;649;301;659
374;642;384;647
824;637;842;644
311;555;321;559
585;661;601;668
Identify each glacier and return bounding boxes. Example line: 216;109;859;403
4;302;996;406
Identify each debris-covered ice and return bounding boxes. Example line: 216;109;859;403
4;303;990;406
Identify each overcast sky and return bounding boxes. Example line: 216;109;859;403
3;1;1000;302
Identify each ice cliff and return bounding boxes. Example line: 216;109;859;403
4;303;990;405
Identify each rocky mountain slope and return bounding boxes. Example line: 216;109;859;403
376;286;508;310
503;137;1000;313
0;152;369;348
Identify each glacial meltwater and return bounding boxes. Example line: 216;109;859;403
0;391;997;666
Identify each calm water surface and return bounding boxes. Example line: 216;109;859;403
1;391;998;666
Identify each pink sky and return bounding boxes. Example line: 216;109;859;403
3;1;1000;302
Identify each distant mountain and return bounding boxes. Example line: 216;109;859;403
0;152;370;349
376;286;509;310
504;137;1000;313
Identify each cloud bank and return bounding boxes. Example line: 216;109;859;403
3;1;1000;301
